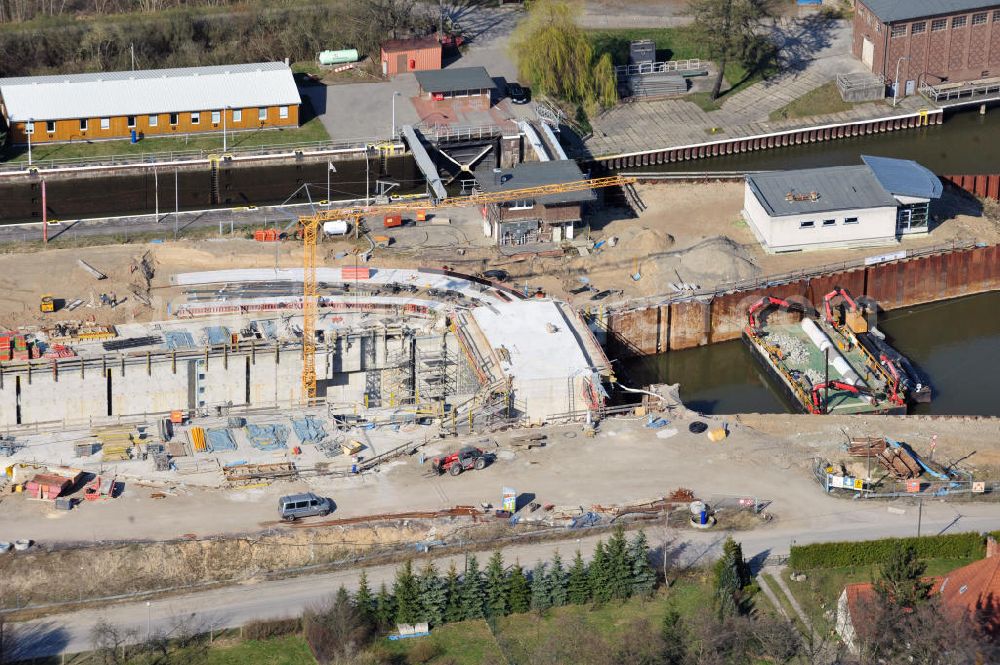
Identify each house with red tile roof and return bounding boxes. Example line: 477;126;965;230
836;537;1000;653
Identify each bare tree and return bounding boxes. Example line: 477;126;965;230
90;618;138;665
688;0;776;99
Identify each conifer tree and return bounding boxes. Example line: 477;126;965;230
335;585;351;607
484;551;509;618
443;562;464;624
393;560;421;625
549;551;569;607
589;540;611;603
374;582;395;630
460;555;486;620
355;570;374;623
605;527;632;601
567;550;590;604
508;562;531;614
418;561;447;627
628;531;657;598
530;561;552;612
661;608;688;665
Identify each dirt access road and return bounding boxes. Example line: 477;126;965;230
12;499;1000;660
3;408;998;545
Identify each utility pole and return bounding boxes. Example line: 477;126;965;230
917;498;923;537
131;43;136;71
154;168;159;222
174;168;179;239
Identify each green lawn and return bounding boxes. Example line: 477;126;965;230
769;80;859;122
780;557;976;634
382;576;716;664
204;636;316;665
587;27;776;111
2;110;330;165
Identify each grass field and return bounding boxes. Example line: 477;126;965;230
586;27;776;111
2;106;330;165
383;575;718;664
51;635;316;665
769;80;859;122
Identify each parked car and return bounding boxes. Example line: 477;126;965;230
481;269;510;283
507;83;530;104
278;492;334;521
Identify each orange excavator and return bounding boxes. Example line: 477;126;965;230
808;380;874;414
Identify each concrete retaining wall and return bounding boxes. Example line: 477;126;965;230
605;243;1000;357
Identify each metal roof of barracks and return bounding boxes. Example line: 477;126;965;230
860;0;1000;23
0;62;301;122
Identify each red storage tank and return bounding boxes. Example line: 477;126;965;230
380;36;443;77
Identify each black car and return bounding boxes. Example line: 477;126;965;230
481;269;509;283
507;83;529;104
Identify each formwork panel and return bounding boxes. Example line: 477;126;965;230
669;300;710;350
709;282;808;343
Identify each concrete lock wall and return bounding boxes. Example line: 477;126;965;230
605;244;1000;357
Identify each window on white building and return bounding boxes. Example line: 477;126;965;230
844;217;860;225
799;220;815;229
822;219;836;226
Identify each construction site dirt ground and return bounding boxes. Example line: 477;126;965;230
1;182;997;330
2;409;998;547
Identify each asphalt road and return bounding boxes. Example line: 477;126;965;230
10;500;999;659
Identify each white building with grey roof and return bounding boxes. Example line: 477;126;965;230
742;156;943;253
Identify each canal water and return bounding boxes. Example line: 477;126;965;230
627;106;1000;175
0;155;422;224
617;291;1000;416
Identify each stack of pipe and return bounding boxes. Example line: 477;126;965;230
799;318;861;386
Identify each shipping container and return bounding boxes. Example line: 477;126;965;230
383;214;403;228
380;36;442;77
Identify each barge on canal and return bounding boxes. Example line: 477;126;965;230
741;288;930;415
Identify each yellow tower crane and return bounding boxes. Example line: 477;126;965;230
296;174;637;402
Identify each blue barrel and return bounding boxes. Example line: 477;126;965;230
351;464;358;474
699;510;708;525
130;130;138;143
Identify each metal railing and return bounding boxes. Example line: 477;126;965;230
919;77;1000;104
0;134;400;174
615;59;704;78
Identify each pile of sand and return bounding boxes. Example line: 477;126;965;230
643;236;760;288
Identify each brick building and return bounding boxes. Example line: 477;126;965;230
852;0;1000;95
0;62;300;145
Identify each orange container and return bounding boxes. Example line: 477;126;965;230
170;410;184;424
383;214;403;228
416;210;427;222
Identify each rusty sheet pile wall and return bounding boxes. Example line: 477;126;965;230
605;244;1000;357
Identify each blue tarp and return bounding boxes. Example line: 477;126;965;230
164;331;196;350
291;416;327;444
246;423;288;451
206;428;237;452
204;326;231;346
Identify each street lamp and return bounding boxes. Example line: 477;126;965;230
391;91;402;139
222;106;229;153
892;56;910;107
26;117;33;167
327;161;336;205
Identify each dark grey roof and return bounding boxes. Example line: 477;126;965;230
746;166;898;217
476;160;595;205
415;67;496;93
861;0;999;23
861;155;942;199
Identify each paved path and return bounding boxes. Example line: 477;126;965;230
766;566;814;631
582;18;931;158
756;572;791;619
8;501;1000;659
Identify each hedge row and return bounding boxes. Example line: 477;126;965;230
788;531;1000;570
